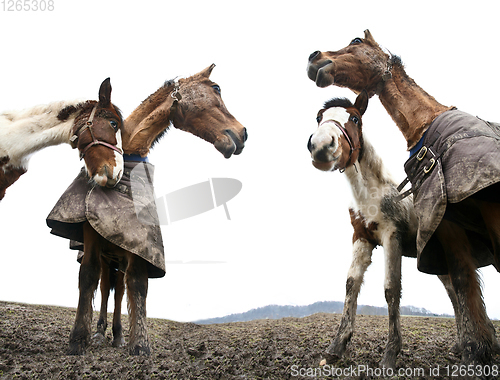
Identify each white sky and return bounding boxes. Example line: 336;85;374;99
1;1;499;322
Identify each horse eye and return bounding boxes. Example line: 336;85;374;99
350;116;359;124
212;85;221;94
350;38;363;45
110;120;119;131
316;115;322;123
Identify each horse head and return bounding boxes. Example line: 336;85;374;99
70;78;124;187
308;90;368;172
171;64;247;158
307;30;391;97
124;64;247;159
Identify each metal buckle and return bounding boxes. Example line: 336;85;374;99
416;146;427;161
424;158;435;174
171;82;182;101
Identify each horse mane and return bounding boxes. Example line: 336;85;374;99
57;101;123;124
388;54;439;106
390;54;403;68
149;79;177;150
57;102;88;121
323;97;353;110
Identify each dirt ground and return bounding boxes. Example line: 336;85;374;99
0;301;499;379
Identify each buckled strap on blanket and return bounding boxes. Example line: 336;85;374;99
396;112;493;201
396;145;439;201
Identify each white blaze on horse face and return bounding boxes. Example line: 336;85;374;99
112;129;124;183
85;129;124;187
310;107;350;170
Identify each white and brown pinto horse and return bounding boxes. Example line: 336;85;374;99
307;91;499;369
0;78;123;199
70;64;247;356
308;30;500;367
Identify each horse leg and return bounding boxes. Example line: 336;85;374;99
93;257;110;345
112;270;126;347
437;274;464;354
475;200;500;354
379;235;402;370
68;222;101;355
324;239;374;363
440;273;500;357
476;200;500;270
124;251;150;356
435;219;493;365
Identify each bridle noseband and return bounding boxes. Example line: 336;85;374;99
70;105;123;160
322;119;359;172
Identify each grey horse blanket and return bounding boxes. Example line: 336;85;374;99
403;109;500;275
46;161;165;278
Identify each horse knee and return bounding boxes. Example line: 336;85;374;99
79;261;100;294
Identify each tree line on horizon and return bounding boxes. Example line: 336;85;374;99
195;301;453;325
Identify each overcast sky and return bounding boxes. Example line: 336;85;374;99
1;1;499;322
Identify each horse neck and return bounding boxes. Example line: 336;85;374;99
0;100;81;168
344;137;396;204
378;63;452;150
122;82;177;156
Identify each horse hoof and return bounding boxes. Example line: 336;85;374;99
92;332;106;346
67;342;86;356
380;351;397;370
129;343;151;356
321;352;340;365
112;336;126;348
450;342;462;356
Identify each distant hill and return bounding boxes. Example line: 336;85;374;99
195;301;452;324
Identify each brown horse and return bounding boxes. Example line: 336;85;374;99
0;78;124;199
48;64;247;356
308;30;500;367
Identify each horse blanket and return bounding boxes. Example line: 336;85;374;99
403;109;500;275
46;161;165;278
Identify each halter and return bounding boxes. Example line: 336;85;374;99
70;105;123;160
324;119;359;172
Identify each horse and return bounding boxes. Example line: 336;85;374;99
47;64;247;356
307;91;500;369
0;78;124;200
307;29;500;367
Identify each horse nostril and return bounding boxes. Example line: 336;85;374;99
307;135;314;152
309;51;320;62
330;139;335;147
242;128;248;142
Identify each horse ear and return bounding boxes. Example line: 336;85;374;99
98;77;112;107
354;90;369;116
364;29;376;44
201;64;216;78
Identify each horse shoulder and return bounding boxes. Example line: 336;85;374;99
349;208;380;246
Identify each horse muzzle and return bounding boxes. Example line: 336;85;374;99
214;128;248;159
92;168;123;188
307;51;335;88
308;134;337;171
